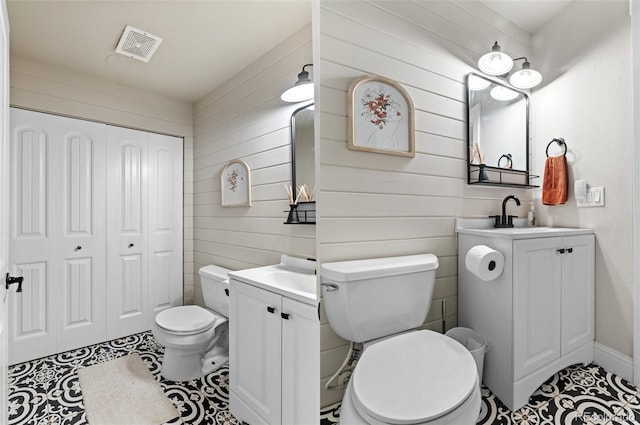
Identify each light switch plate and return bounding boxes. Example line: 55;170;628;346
578;186;605;207
589;187;605;207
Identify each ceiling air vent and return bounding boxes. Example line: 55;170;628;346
115;25;163;63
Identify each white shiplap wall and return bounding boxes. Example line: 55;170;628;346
9;55;197;303
192;26;314;305
318;0;534;406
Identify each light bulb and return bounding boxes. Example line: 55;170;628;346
509;68;542;89
281;82;314;103
490;86;519;101
478;42;513;76
468;74;491;91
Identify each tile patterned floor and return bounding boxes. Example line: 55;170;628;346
9;335;640;425
7;331;241;425
320;363;640;425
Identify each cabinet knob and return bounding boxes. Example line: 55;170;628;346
267;306;276;314
75;246;82;251
128;243;134;248
557;249;566;254
281;312;290;320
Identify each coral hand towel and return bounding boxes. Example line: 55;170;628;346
542;155;568;205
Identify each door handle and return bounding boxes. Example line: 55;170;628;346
281;312;290;320
267;306;276;314
5;273;24;293
567;248;573;253
557;249;565;254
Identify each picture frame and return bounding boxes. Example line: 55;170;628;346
221;159;251;207
348;75;415;157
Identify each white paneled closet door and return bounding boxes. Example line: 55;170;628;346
9;109;107;364
106;126;150;338
106;126;183;339
147;132;183;316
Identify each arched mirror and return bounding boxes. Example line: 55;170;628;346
466;73;538;188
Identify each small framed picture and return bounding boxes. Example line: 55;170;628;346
221;159;251;207
348;75;415;157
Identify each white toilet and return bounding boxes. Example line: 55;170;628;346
152;265;231;381
321;254;481;425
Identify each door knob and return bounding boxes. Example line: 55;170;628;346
5;273;24;293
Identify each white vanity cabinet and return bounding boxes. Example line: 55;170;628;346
457;223;594;412
228;262;319;425
513;235;594;381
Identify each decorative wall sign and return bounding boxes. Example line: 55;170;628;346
221;159;251;207
348;75;415;157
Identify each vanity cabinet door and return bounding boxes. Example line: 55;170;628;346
513;237;562;380
561;235;595;355
229;280;282;425
281;297;319;425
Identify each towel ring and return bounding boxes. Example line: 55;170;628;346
498;154;513;169
546;138;567;157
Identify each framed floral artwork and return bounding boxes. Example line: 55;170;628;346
348;75;415;157
221;159;251;207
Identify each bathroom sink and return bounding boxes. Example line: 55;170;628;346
228;256;317;306
455;220;593;239
472;227;575;234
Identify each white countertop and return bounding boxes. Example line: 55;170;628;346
228;256;317;306
456;218;593;239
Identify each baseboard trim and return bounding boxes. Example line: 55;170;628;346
593;342;633;384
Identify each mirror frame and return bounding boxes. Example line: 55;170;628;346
290;102;314;192
465;72;537;188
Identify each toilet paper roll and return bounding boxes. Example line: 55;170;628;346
465;245;504;281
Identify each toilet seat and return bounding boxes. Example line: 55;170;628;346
351;330;478;424
155;305;218;335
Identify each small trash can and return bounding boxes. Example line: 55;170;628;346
445;327;487;383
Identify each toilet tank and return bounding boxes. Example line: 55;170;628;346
320;254;439;343
199;265;231;317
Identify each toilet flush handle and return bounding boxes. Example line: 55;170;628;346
321;283;339;292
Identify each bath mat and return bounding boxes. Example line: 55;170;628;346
78;353;178;425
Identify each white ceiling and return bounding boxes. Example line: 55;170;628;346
7;0;312;103
7;0;573;104
479;0;573;34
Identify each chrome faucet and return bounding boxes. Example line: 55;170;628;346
491;195;521;228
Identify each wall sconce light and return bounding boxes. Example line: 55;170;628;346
509;58;542;89
478;42;542;89
281;63;314;103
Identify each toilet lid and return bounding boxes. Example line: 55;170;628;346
351;330;478;424
155;306;216;335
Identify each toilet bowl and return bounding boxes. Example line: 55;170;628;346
152;264;231;381
320;254;481;424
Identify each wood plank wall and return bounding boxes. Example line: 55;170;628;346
317;0;534;406
192;26;314;305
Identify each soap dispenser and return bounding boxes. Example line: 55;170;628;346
527;203;537;227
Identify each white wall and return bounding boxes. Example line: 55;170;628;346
9;55;197;302
317;0;535;406
191;25;314;305
531;1;632;356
